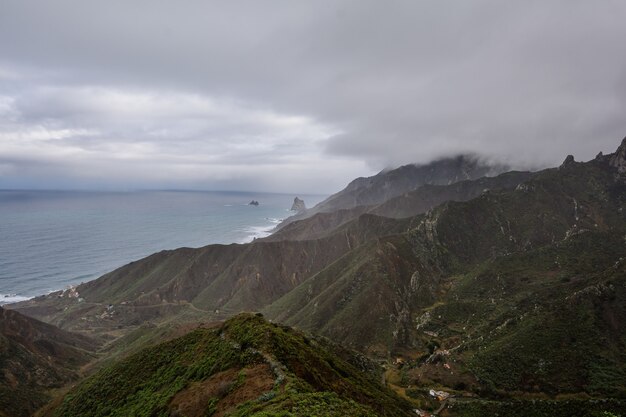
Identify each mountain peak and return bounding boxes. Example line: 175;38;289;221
561;154;575;167
609;136;626;174
290;196;306;212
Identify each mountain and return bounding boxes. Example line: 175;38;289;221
10;235;373;336
262;140;626;410
9;169;525;337
8;138;626;416
46;313;415;417
0;307;98;417
276;155;507;230
266;170;533;242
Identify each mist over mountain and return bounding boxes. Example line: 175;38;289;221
2;2;626;193
275;154;509;229
3;1;626;415
5;137;626;416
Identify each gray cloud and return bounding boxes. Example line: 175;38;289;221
0;0;625;192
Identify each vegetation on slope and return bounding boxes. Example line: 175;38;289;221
10;138;626;416
276;155;505;229
51;313;414;417
0;307;98;417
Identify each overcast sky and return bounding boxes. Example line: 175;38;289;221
1;1;625;193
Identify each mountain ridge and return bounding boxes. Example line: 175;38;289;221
47;313;415;417
275;154;508;230
6;137;626;416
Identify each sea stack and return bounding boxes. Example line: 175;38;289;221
290;197;306;212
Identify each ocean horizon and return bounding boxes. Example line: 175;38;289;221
0;189;325;304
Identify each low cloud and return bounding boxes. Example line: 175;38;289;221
1;1;625;192
0;84;359;192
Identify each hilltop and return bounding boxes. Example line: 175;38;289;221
47;313;414;417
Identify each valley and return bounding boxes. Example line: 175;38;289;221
3;139;626;416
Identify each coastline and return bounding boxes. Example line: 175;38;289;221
0;190;324;305
1;212;295;306
238;215;284;243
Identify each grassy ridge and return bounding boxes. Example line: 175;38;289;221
52;313;414;417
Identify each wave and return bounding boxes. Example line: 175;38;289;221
0;293;32;306
238;223;274;243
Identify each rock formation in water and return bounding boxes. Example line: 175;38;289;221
290;197;306;212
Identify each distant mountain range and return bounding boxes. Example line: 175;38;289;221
275;155;508;229
6;138;626;416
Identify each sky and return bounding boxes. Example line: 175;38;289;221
0;0;625;194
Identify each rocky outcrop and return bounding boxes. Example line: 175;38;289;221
560;154;575;167
609;137;626;175
290;197;306;212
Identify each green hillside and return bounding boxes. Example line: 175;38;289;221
0;307;98;417
49;313;414;417
8;138;626;416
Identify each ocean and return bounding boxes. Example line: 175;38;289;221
0;190;325;304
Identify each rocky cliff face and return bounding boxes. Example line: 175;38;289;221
290;196;306;212
609;136;626;174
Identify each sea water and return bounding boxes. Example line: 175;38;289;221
0;190;325;304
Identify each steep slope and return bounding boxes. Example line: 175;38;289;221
370;170;533;219
9;157;512;335
264;234;430;355
10;217;401;335
409;229;626;416
11;138;626;415
0;307;98;417
49;313;415;417
264;142;626;395
267;170;533;242
276;155;506;229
